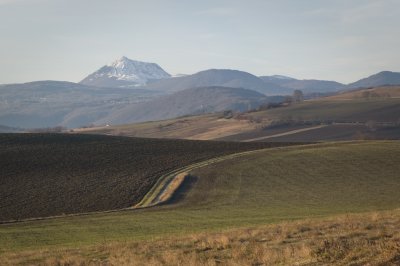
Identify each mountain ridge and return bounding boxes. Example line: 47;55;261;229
347;71;400;89
95;86;281;125
142;69;291;95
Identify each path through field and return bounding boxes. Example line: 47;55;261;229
243;125;328;142
134;147;280;208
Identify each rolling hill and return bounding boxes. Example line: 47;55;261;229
95;86;282;126
347;71;400;89
0;80;162;129
80;94;400;142
323;85;400;100
1;141;400;265
0;133;289;221
260;75;344;93
74;112;259;140
221;97;400;142
143;69;291;95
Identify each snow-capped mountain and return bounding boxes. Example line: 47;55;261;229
80;56;171;88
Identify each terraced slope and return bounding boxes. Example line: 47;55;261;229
0;133;289;221
1;141;399;254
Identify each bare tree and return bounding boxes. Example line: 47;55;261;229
293;90;304;103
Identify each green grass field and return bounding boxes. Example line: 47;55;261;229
1;141;399;257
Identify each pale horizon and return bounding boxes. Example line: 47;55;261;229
1;0;400;84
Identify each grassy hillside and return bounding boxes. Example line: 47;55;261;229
0;133;287;221
248;98;400;123
1;141;399;256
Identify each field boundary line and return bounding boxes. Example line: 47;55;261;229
243;125;328;142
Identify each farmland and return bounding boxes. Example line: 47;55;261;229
73;113;258;140
246;98;400;123
1;141;399;265
0;133;293;221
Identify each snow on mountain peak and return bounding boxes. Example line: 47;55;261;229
80;56;171;87
270;75;295;80
105;56;171;84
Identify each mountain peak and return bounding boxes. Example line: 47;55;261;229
347;70;400;89
110;56;143;66
80;57;171;87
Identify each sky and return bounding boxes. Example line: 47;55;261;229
0;0;399;84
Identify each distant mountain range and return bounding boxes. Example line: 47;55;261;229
1;56;400;129
80;57;171;88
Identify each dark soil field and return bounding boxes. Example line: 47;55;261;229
0;133;292;222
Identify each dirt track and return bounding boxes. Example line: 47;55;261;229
243;125;328;142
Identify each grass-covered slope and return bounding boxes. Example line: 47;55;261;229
249;98;400;123
187;141;400;213
4;210;400;265
1;141;399;253
0;133;287;221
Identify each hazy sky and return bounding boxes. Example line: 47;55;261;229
1;0;399;84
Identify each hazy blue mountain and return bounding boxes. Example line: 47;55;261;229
96;86;280;125
260;76;344;93
259;75;296;85
143;69;291;95
0;125;23;133
80;56;171;88
0;80;161;128
347;71;400;89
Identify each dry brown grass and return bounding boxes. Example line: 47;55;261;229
322;86;400;100
2;209;400;265
75;114;258;140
